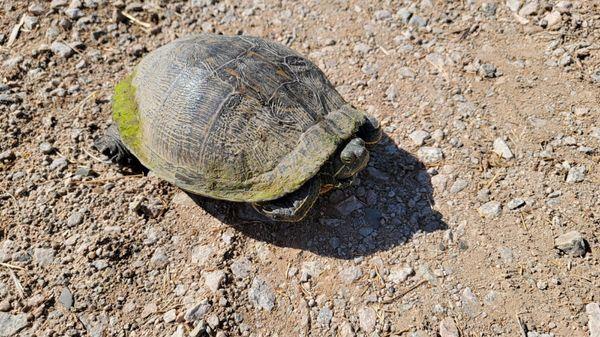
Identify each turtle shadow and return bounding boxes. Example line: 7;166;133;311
189;132;447;259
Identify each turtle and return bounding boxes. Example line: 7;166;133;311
95;34;381;222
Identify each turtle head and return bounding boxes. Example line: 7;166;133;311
319;115;381;193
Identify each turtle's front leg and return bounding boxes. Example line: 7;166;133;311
93;124;132;164
252;177;321;222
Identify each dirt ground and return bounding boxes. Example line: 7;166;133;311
1;0;599;336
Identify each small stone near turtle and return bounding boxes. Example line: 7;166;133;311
409;130;430;146
388;266;414;284
449;179;469;194
51;41;74;58
184;302;211;322
398;8;412;24
409;15;427;27
418;147;444;164
506;0;521;12
203;270;225;293
248;277;275;311
507;198;525;210
565;165;586;183
338;266;362;284
67;212;84;226
28;3;46;15
358;307;376;333
478;201;501;218
0;313;28;336
317;307;333;327
439;317;460;337
555;1;572;13
586;303;600;337
480;63;497;78
39;142;55;154
554;231;587;257
163;309;177;323
519;0;539;16
59;287;74;309
493;138;513;159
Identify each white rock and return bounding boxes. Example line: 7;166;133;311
493;138;514;159
587;303;600;337
519;0;539;16
449;178;469;194
555;1;572;13
248;277;275;311
418;147;444;164
203;270;225;293
388;266;414;283
339;321;356;337
358;307;376;333
543;11;562;28
506;0;522;12
230;257;252;279
439;317;460;337
478;201;502;219
565;165;586;183
191;245;213;266
163;309;176;323
0;313;28;336
338;266;363;284
409;130;430;146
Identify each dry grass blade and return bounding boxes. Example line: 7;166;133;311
9;269;25;299
79;174;144;185
6;15;25;47
121;11;152;29
1;262;25;270
516;314;527;337
382;280;427;304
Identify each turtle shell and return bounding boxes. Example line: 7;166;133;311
113;34;367;202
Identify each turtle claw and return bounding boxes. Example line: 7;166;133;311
252;177;321;222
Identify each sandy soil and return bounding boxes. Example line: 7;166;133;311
1;0;599;336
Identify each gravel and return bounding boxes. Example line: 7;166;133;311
565;165;586;183
51;41;74;58
0;313;28;337
358;307;376;333
248;277;275;311
203;270;225;293
33;248;55;266
338;266;363;284
554;231;587;257
388;265;414;283
59;287;74;309
409;130;430;146
507;198;526;210
417;147;444;164
439;317;460;337
587;303;600;337
317;307;333;327
493;138;514;159
478;201;502;218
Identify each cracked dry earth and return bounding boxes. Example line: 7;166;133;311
1;0;600;337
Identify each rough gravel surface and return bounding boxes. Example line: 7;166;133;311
1;1;599;337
